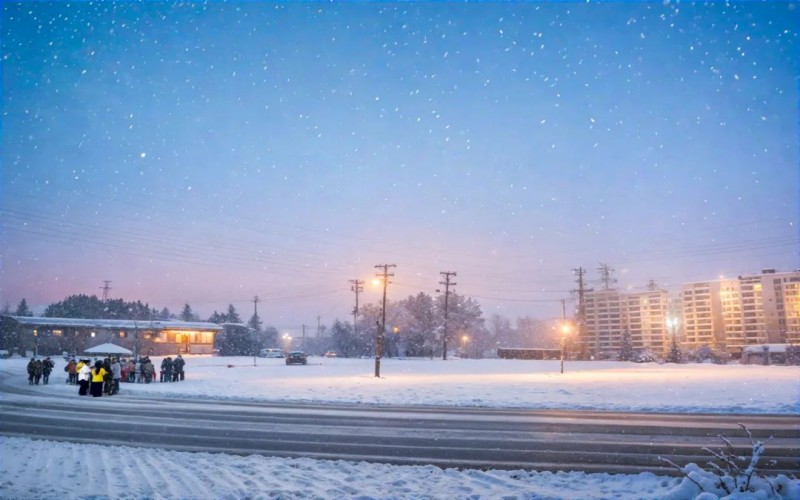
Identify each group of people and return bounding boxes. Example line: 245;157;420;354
159;356;186;382
26;357;55;385
31;354;189;398
73;358;120;397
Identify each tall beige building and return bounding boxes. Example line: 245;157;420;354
625;289;670;353
680;269;800;354
580;287;669;357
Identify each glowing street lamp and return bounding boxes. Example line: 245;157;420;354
560;322;572;374
461;335;469;357
282;333;292;353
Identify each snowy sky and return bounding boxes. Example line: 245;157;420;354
2;2;798;333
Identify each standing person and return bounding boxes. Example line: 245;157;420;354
89;361;107;397
144;358;156;383
127;359;136;383
164;357;174;383
139;357;147;383
27;358;36;385
33;359;44;385
110;358;122;395
174;355;185;381
66;358;78;385
77;359;91;395
42;357;54;384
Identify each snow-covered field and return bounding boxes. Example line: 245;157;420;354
1;355;798;499
6;355;799;413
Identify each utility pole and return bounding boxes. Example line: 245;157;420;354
349;279;364;338
572;267;588;356
252;295;260;366
101;281;112;302
647;279;658;291
302;324;307;350
560;298;568;374
374;264;396;377
439;271;457;361
316;315;321;338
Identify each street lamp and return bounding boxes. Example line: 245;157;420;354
560;323;572;374
666;317;680;344
282;333;292;353
374;264;395;378
461;335;469;358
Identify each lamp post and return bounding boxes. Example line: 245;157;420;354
560;323;572;374
667;317;680;344
374;264;395;378
461;335;469;358
282;333;292;353
33;330;39;358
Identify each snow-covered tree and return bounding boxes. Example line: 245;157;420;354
329;320;358;357
397;292;438;357
666;337;682;363
618;329;634;361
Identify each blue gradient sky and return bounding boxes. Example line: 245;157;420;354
2;1;798;333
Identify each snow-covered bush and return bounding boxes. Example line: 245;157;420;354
689;345;731;365
659;424;798;499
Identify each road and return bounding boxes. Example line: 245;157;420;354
1;371;798;475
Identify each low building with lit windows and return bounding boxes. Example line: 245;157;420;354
0;315;222;357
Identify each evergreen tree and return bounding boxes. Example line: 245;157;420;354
208;311;225;324
225;304;241;323
180;304;197;322
618;329;634;361
247;313;262;332
15;298;32;316
666;337;682;363
157;307;173;320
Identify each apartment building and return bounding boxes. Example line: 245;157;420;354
680;269;800;354
579;287;670;356
625;289;670;353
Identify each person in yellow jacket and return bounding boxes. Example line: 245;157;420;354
89;360;107;397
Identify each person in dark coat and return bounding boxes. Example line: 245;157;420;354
173;355;185;381
27;358;36;385
33;359;44;385
110;358;121;395
42;357;54;384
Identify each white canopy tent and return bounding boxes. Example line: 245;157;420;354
83;343;133;356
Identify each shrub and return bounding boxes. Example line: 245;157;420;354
659;424;798;499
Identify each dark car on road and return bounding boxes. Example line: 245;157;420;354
285;351;307;365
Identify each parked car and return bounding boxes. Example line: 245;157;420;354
324;351;337;358
285;351;307;365
258;348;284;358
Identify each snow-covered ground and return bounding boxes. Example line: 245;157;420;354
1;355;798;499
6;355;799;413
